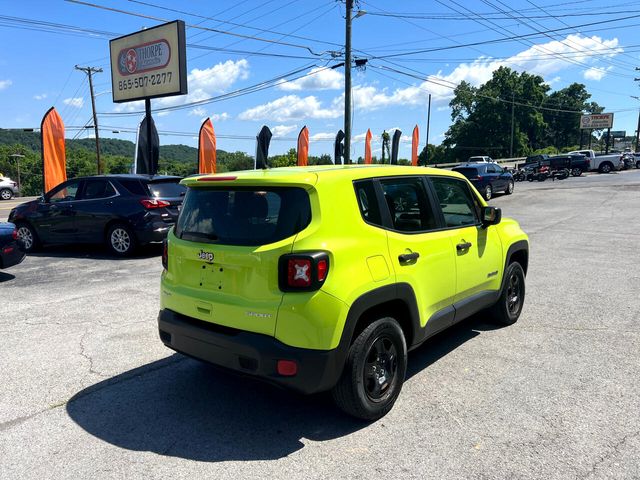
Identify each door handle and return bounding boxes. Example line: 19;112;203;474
398;252;420;264
456;241;472;251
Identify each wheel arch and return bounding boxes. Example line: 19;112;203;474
104;218;136;242
504;240;529;278
339;283;420;353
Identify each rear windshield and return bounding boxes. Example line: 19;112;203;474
148;180;186;198
453;167;479;178
175;187;311;246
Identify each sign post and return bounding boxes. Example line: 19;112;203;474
109;20;187;175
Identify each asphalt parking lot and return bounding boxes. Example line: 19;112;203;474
1;171;639;479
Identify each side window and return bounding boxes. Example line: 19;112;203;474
486;164;497;174
48;181;81;203
431;177;480;228
354;180;382;227
380;177;437;232
82;180;117;200
494;165;504;173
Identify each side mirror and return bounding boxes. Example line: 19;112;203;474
39;194;47;203
482;206;501;227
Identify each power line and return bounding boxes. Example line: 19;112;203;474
64;0;330;56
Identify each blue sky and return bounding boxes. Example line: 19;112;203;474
1;0;640;158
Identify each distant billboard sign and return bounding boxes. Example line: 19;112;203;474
610;130;626;138
580;113;613;130
110;20;187;103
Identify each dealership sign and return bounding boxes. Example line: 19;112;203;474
110;20;187;103
580;113;614;130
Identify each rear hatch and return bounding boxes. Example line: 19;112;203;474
164;185;312;335
147;178;186;221
453;167;480;183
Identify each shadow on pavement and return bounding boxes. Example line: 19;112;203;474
67;316;499;462
29;243;162;261
0;271;16;282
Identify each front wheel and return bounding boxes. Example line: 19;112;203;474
505;179;514;195
0;188;13;200
16;222;40;252
106;223;136;256
488;262;526;326
571;168;582;177
332;317;407;420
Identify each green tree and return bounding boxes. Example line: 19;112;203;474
542;83;603;149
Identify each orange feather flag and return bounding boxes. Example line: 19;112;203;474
411;125;419;166
198;118;217;174
364;129;372;164
41;107;67;193
297;126;309;166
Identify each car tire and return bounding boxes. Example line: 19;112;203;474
0;188;13;200
571;168;582;177
599;162;612;173
505;179;514;195
106;223;136;256
332;317;407;421
488;262;526;326
483;184;492;201
636;161;640;169
15;222;40;252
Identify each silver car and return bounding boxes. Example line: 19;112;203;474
0;177;19;200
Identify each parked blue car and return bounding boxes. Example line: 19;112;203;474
452;162;515;201
0;222;26;271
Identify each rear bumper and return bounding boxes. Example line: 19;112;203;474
0;241;26;269
135;222;173;244
157;308;345;394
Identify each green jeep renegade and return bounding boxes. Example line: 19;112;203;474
158;165;529;420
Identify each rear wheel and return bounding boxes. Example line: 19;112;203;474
483;184;493;200
599;162;612;173
571;168;582;177
488;262;526;326
0;188;13;200
332;317;407;420
106;223;136;256
16;222;39;252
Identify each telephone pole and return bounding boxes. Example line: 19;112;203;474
344;0;353;164
510;91;515;158
75;65;103;174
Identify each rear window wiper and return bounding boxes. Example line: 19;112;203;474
179;230;218;241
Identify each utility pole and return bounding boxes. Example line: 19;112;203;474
425;93;431;166
344;0;353;164
75;65;103;174
510;91;515;158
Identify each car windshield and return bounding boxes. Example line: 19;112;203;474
175;186;311;246
148;180;186;198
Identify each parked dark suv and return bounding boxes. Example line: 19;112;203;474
8;175;185;256
452;163;514;200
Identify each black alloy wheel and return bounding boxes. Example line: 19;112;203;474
571;168;582;177
488;261;526;326
332;317;407;420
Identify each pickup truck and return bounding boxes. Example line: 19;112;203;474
568;150;623;173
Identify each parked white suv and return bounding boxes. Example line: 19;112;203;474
468;156;493;163
0;177;19;200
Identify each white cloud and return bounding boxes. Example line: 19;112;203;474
189;107;207;117
277;67;344;91
310;132;337;141
112;60;249;113
34;93;47;100
211;112;230;122
272;125;298;137
239;95;340;122
0;80;12;91
330;34;622;111
583;66;612;81
63;97;84;108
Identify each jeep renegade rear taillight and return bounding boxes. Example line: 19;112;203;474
278;252;330;292
141;199;171;209
162;240;168;270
